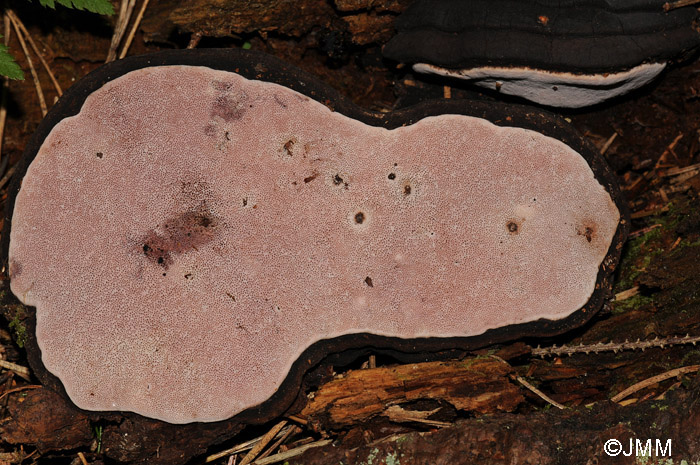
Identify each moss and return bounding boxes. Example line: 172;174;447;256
611;294;654;314
615;227;663;293
8;305;28;348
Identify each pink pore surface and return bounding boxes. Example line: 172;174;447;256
9;66;620;424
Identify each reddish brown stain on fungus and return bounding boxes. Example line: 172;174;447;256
211;80;247;121
139;207;219;269
8;260;21;279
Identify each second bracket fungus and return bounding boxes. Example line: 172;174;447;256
383;0;700;107
5;50;627;424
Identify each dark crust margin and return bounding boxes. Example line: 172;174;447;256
0;49;629;432
382;0;700;74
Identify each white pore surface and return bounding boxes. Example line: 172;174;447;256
9;65;620;423
413;62;666;108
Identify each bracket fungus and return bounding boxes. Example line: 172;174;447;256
3;50;628;424
383;0;700;107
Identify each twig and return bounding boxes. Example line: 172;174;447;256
285;414;308;425
118;0;151;59
663;0;700;11
628;223;662;238
187;31;203;49
106;0;136;62
205;425;296;463
654;133;683;170
6;10;62;96
383;405;453;427
251;439;332;465
611;365;700;403
660;162;700;177
630;205;669;219
533;335;700;357
0;14;11;172
239;420;288;465
512;374;565;409
614;286;639;301
77;452;89;465
256;425;300;461
599;132;618;155
0;163;16;189
8;12;47;116
0;384;41;401
0;360;31;381
490;355;565;409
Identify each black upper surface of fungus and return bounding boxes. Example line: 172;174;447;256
1;49;627;452
383;0;700;73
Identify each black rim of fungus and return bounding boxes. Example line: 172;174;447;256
0;49;629;429
383;0;700;74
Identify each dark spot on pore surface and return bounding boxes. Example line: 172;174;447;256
283;139;295;157
507;221;519;234
364;276;373;287
139;206;219;269
273;94;288;108
388;173;396;180
578;224;597;243
355;212;365;224
304;172;318;183
403;184;412;195
210;81;247;121
96;152;103;159
333;174;344;185
8;260;21;279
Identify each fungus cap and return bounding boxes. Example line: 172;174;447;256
7;52;626;424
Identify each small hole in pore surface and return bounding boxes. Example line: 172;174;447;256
283;139;295;156
333;174;344;185
157;256;164;264
388;173;396;180
364;276;374;287
355;212;365;224
507;221;519;233
403;184;412;195
96;152;103;159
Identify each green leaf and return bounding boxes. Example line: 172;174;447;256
35;0;115;15
0;38;24;80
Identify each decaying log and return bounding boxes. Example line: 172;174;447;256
141;0;409;44
292;375;700;465
301;358;524;430
0;388;92;452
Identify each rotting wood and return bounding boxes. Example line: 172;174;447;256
300;358;523;429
